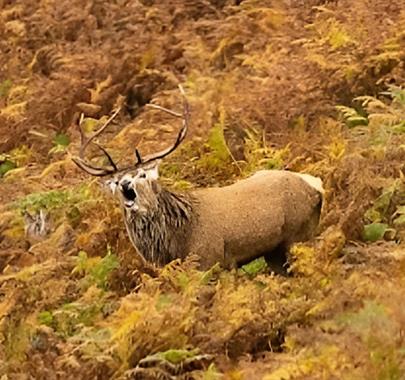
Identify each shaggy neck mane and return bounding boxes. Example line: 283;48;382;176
125;187;195;266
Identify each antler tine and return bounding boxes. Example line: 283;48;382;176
72;107;121;177
134;84;190;166
94;143;119;171
78;107;121;158
71;155;117;177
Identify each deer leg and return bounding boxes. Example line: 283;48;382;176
264;243;290;276
195;236;227;270
223;240;239;270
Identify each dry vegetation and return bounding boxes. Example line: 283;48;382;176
0;0;405;379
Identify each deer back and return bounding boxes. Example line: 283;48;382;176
187;170;323;268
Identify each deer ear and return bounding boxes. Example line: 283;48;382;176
145;161;160;180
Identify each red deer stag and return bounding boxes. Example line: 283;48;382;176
72;86;324;270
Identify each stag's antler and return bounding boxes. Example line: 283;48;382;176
72;84;189;177
72;108;121;176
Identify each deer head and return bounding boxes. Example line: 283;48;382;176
72;85;190;214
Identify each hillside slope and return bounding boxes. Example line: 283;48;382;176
1;1;404;379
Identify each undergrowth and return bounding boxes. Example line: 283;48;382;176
0;0;405;379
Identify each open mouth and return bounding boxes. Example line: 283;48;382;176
123;186;136;200
121;184;137;208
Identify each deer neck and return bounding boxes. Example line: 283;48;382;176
124;187;195;266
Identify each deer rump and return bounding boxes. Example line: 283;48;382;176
185;170;323;270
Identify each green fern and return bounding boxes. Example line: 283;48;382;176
72;248;119;290
335;105;368;128
14;185;91;213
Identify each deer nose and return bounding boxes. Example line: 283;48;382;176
121;179;131;191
